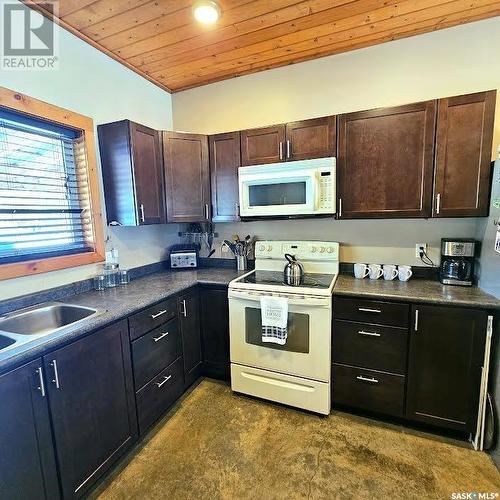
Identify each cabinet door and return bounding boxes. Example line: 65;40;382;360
200;287;230;380
433;91;496;217
179;288;202;388
285;116;336;161
241;124;285;166
406;305;487;432
337;101;436;218
44;320;137;499
130;123;165;224
0;359;59;500
209;132;241;222
163;131;210;222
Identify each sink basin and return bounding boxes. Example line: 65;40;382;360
0;334;15;351
0;302;100;338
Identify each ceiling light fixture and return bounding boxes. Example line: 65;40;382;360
193;0;221;25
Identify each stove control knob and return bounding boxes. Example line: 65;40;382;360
320;247;325;253
327;247;333;253
311;247;317;253
258;244;265;252
267;245;273;252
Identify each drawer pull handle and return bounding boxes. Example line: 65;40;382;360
358;307;381;313
153;331;169;342
356;375;379;384
358;330;381;337
151;309;167;319
156;375;172;388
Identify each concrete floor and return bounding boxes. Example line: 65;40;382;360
96;379;500;500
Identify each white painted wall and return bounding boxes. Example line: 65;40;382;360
0;3;177;300
172;18;500;272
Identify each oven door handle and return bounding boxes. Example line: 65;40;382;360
228;289;330;307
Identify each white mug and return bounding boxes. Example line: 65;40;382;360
398;265;413;282
354;263;369;279
383;264;398;281
368;264;383;280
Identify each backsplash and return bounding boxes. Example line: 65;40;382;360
202;218;480;267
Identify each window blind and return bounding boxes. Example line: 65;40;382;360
0;110;96;264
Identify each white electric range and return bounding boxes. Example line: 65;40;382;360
228;240;339;415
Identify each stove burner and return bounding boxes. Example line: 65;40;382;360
240;270;334;289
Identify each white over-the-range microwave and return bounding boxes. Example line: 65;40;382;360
238;157;336;218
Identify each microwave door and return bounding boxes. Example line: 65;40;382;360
240;174;315;216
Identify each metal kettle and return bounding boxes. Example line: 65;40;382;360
284;253;304;286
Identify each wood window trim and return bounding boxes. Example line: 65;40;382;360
0;86;105;280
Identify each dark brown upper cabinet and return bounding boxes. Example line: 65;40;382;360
98;120;165;226
337;101;436;219
241;124;285;166
240;117;336;166
209;132;241;222
163;131;210;223
285;116;336;161
433;90;496;217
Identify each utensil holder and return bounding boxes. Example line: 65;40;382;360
236;255;247;271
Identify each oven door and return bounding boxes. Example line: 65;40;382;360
239;169;317;217
228;289;331;382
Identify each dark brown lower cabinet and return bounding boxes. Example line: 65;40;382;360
200;287;230;380
44;320;137;499
178;288;203;388
0;359;59;500
406;305;487;432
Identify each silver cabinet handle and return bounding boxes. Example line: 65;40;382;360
50;360;60;389
279;141;283;160
286;140;291;159
139;203;145;222
358;307;381;313
414;309;419;332
358;330;381;337
436;193;441;215
338;198;342;218
153;331;169;342
156;375;172;388
36;367;46;397
150;309;167;319
235;202;239;215
205;203;210;220
356;375;379;384
180;299;187;317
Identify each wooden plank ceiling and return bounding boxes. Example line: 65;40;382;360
25;0;500;92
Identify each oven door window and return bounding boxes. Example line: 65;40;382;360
245;307;309;353
248;181;307;207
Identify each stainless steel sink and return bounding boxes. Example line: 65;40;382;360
0;302;102;353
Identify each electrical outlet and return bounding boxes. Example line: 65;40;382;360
415;243;427;258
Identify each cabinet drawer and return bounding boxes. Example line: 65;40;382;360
332;363;405;417
136;357;184;435
132;318;182;390
129;297;177;341
333;320;408;374
333;297;409;327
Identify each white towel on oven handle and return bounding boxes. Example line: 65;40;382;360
260;295;288;345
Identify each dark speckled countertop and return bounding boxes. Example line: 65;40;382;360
1;268;498;374
0;268;243;374
333;275;500;310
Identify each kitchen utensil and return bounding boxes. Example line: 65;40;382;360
284;253;304;286
398;265;412;281
354;263;369;279
368;264;383;280
383;264;398;281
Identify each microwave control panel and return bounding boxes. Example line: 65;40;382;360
318;169;335;210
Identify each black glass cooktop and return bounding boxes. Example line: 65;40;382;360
240;270;335;288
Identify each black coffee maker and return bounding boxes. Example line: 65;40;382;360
439;238;478;286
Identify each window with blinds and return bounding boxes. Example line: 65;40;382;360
0;109;96;264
